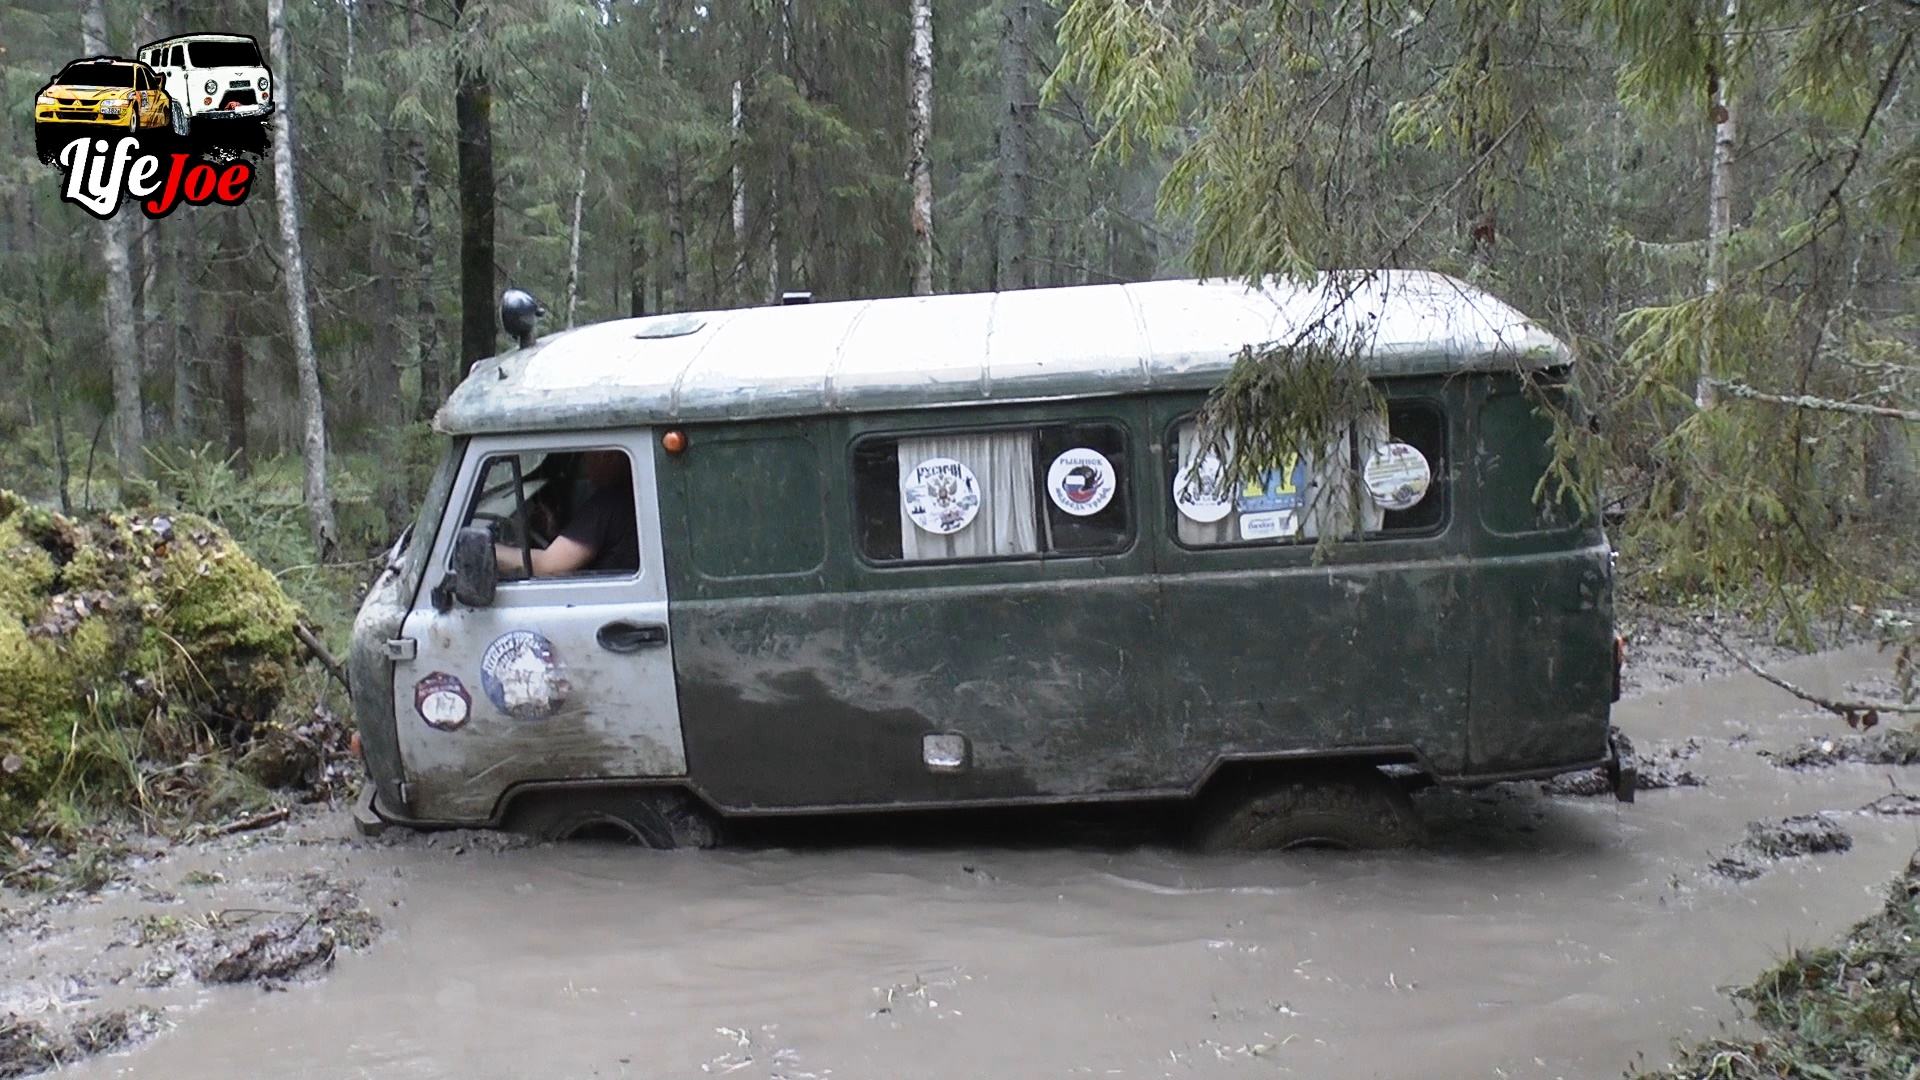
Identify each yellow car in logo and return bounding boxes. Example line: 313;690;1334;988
34;57;172;155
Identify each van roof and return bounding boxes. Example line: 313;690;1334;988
143;34;255;47
436;271;1572;435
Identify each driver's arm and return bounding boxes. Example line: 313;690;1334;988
495;535;595;578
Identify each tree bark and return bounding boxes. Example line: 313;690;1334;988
996;0;1031;290
1698;0;1739;411
408;1;443;419
657;0;689;312
223;297;247;472
565;78;592;329
731;76;746;248
81;0;145;484
455;0;497;368
908;0;935;295
267;0;340;558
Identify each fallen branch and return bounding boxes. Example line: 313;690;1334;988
1703;624;1920;720
200;806;291;839
1711;379;1920;422
293;623;351;693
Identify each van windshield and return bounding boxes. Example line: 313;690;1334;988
188;40;262;67
55;62;136;87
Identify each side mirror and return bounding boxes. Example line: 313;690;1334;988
433;526;498;611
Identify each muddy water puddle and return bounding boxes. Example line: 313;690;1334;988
57;645;1920;1079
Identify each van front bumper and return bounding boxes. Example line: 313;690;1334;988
197;102;273;122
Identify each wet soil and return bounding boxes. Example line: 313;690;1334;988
4;627;1918;1079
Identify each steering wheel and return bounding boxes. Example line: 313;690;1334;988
471;511;554;552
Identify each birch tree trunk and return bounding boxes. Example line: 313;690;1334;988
657;0;689;311
1698;0;1739;411
996;0;1031;290
80;0;145;484
268;0;340;557
565;78;592;329
767;1;790;304
408;2;442;418
731;76;746;247
454;0;497;368
908;0;935;296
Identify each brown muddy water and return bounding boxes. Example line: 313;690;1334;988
43;645;1920;1079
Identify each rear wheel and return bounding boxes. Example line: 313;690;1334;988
1193;766;1427;852
505;787;721;850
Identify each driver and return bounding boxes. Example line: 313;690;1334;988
495;449;639;577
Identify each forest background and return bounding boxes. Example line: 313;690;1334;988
0;0;1914;679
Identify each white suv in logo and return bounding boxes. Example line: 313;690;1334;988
137;33;273;135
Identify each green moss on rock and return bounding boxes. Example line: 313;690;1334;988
0;495;301;835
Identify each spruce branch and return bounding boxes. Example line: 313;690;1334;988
1709;379;1920;422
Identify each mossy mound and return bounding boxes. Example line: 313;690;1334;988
0;492;301;835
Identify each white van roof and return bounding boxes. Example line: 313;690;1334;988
435;271;1572;435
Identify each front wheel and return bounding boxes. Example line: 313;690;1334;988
505;787;721;849
171;102;191;137
1193;766;1427;852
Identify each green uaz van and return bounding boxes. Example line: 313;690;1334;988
348;272;1630;850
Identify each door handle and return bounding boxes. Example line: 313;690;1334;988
597;620;668;653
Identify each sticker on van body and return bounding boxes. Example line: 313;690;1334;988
413;671;472;731
479;630;570;720
1046;448;1116;516
1364;441;1432;510
1171;451;1233;523
902;457;981;534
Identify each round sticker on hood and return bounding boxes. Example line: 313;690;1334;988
1171;450;1233;523
902;457;981;535
1364;441;1432;511
1046;448;1116;516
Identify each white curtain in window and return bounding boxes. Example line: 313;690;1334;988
898;432;1038;560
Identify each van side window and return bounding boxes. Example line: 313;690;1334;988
854;423;1132;563
461;447;640;578
1169;402;1446;548
170;45;185;67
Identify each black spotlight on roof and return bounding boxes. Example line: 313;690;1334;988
501;288;549;349
781;291;812;306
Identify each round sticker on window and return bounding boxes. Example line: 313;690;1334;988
1364;441;1432;511
1046;448;1116;516
902;457;982;535
1171;450;1233;523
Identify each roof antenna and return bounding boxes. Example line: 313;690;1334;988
501;288;549;349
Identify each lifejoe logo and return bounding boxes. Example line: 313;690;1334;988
33;33;274;220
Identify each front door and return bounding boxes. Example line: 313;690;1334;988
391;430;685;823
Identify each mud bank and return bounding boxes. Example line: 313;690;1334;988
1634;850;1920;1079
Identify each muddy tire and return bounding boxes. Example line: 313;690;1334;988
506;787;721;849
171;103;191;137
1193;767;1427;852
